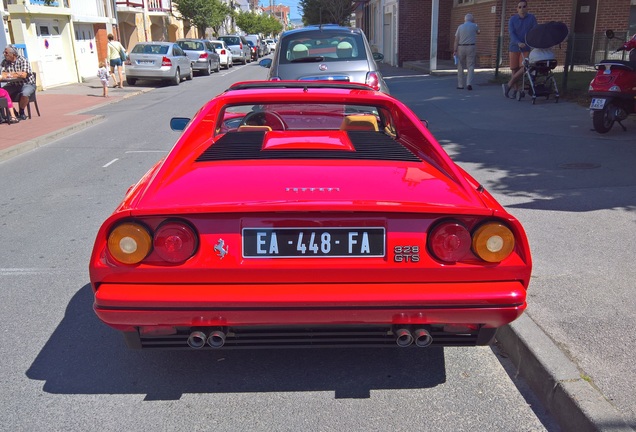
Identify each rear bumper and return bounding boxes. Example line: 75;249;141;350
95;281;525;349
95;281;526;328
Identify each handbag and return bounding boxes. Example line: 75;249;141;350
110;42;127;61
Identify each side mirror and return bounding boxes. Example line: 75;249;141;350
373;52;384;61
605;30;615;39
420;119;429;129
170;117;190;131
259;58;272;68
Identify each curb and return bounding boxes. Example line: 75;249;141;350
0;87;151;163
0;115;105;162
496;315;634;432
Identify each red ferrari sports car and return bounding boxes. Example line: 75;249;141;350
89;81;531;350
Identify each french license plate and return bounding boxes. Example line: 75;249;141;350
590;98;606;110
242;228;385;258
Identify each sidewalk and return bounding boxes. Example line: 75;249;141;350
2;63;634;432
0;77;153;162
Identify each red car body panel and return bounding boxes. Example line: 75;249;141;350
89;81;531;350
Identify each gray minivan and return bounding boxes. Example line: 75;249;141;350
258;25;388;94
218;34;251;65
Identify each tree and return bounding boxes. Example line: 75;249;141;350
298;0;354;27
172;0;231;38
234;12;283;36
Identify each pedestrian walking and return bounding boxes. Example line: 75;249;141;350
107;33;126;89
503;0;537;99
454;13;480;91
97;61;110;97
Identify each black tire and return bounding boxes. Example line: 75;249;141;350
215;61;220;73
203;62;211;76
186;67;193;81
592;107;614;133
171;68;180;86
126;77;137;86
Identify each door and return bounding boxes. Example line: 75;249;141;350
35;20;74;87
74;23;98;81
573;0;598;64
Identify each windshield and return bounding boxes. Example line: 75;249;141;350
280;31;366;64
132;44;170;55
216;102;390;135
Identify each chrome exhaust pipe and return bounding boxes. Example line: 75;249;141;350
187;330;207;349
395;328;413;347
207;330;226;348
414;329;433;347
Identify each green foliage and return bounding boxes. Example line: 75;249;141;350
299;0;354;26
172;0;231;37
235;11;283;36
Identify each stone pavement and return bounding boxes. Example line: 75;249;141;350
1;61;634;432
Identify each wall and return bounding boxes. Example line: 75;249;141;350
398;0;452;66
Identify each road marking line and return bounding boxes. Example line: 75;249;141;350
102;158;119;168
124;151;167;153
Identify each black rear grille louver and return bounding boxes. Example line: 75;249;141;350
195;130;420;162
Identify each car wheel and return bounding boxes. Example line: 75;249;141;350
171;68;180;86
215;61;220;73
203;62;211;76
592;105;615;134
126;77;137;86
186;67;193;81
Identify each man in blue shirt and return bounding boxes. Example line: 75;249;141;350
502;1;537;99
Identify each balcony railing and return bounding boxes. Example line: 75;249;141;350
116;0;171;12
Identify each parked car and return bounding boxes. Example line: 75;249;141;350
260;40;270;56
176;38;220;76
125;42;193;86
246;40;259;62
259;25;389;93
218;34;251;64
265;38;276;52
245;34;265;57
89;81;532;350
209;39;233;69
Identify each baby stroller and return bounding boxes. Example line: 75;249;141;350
516;21;568;104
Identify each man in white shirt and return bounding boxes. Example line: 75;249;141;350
453;13;480;91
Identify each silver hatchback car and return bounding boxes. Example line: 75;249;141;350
258;25;388;93
177;39;220;75
126;42;193;86
218;35;251;65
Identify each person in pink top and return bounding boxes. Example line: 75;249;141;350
0;87;20;123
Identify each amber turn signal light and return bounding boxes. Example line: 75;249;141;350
472;223;515;263
107;222;152;264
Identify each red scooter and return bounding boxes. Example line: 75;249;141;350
589;30;636;133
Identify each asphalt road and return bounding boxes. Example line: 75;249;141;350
384;69;636;429
0;60;563;431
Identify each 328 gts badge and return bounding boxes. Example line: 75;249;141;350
394;245;420;262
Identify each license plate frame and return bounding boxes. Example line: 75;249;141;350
242;227;386;258
589;98;606;110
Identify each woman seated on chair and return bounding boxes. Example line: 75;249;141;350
0;88;20;123
1;45;36;121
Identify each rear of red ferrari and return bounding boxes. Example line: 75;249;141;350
90;143;531;350
89;87;531;350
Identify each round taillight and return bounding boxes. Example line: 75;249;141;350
428;222;472;262
153;221;198;263
472;223;515;263
107;222;152;264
